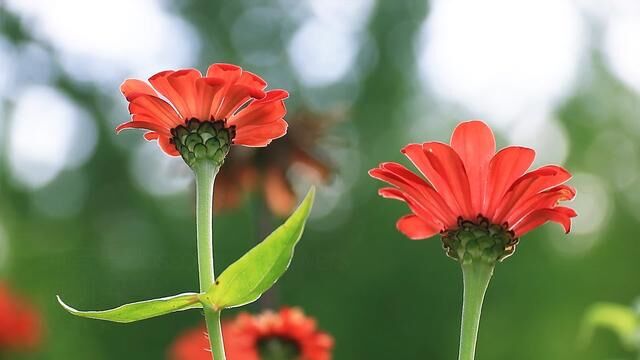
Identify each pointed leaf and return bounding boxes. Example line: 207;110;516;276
580;302;639;350
57;292;202;323
204;187;315;310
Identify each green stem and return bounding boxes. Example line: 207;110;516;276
458;261;494;360
194;161;226;360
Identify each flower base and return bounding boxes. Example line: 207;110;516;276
171;119;235;168
441;216;519;264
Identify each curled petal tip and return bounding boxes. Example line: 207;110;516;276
115;122;129;133
149;69;174;81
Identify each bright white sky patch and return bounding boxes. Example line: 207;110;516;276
287;0;374;87
417;0;585;124
508;115;570;166
8;86;97;189
307;0;374;30
5;0;199;84
0;39;16;96
288;20;359;87
604;14;640;94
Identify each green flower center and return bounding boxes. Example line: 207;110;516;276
257;336;301;360
170;119;235;168
441;216;519;264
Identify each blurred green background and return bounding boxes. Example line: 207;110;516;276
1;0;639;359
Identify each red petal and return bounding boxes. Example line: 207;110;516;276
157;135;180;156
206;63;242;80
116;120;171;137
450;120;496;215
166;69;202;119
228;90;288;128
233;118;288;147
484;146;535;217
194;78;224;120
494;165;572;224
128;95;182;128
253;89;288;103
143;132;159;141
396;214;440;240
369;163;457;226
512;206;577;237
116;123;177;157
206;66;269;120
214;84;265;120
120;79;156;101
402;142;474;219
505;184;576;226
237;70;268;91
377;187;445;231
148;70;190;120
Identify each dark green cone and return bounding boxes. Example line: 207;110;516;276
441;216;518;265
171;119;235;168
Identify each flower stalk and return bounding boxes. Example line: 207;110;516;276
194;160;226;360
458;261;494;360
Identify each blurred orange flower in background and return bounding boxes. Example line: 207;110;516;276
170;307;333;360
215;110;337;217
0;282;42;351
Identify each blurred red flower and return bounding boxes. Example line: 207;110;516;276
170;307;333;360
117;63;288;155
370;120;576;241
0;282;41;350
215;110;336;217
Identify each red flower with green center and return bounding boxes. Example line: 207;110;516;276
170;308;333;360
116;63;288;167
0;283;41;350
370;120;576;261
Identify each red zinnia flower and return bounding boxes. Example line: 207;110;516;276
0;282;42;350
370;120;576;259
116;63;288;162
170;307;334;360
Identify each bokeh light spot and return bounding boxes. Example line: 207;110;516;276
508;116;570;167
130;141;192;196
548;172;609;257
8;86;97;189
603;5;640;94
288;19;359;87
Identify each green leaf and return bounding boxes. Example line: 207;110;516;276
57;292;202;323
204;187;315;310
580;302;639;350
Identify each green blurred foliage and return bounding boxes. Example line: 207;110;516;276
1;0;640;359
